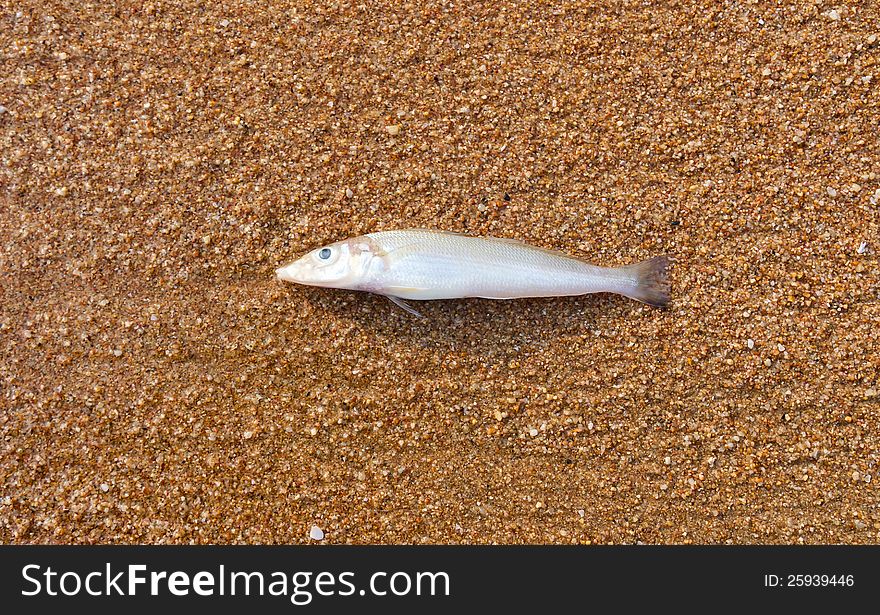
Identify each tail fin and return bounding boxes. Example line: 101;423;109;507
621;255;670;307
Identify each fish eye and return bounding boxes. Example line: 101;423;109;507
318;248;332;260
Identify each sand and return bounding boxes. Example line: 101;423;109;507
1;1;878;544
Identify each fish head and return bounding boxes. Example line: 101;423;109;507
275;237;382;290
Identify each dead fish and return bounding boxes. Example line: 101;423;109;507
276;229;669;316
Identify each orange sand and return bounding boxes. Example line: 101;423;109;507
1;1;878;543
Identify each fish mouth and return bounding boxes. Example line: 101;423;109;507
276;263;321;285
276;265;300;283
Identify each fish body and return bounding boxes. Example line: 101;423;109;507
276;229;669;310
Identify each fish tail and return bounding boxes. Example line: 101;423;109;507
620;255;670;307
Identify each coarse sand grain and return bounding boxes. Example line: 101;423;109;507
1;1;878;544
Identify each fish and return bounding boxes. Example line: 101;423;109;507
275;229;669;316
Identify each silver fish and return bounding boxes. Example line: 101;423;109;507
276;229;669;316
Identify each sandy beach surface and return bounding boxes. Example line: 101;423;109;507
1;1;878;543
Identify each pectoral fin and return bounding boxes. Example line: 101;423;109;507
386;295;425;318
